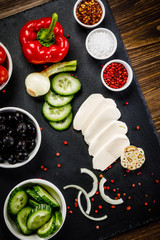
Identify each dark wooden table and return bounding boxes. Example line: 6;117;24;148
0;0;160;239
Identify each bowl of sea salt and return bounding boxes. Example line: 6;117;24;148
85;28;117;60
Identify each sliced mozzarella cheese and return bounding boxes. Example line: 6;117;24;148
73;93;104;130
81;98;116;135
89;121;128;156
92;134;130;171
84;107;121;144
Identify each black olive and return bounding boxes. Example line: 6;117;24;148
3;135;15;148
16;139;27;151
0;155;3;163
16;122;27;135
0;124;6;133
7;155;17;164
26;137;36;151
0;114;5;123
15;111;24;122
15;151;29;162
26;122;37;138
6;127;16;136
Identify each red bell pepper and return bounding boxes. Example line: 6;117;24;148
19;13;69;64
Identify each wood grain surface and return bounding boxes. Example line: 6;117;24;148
0;0;160;239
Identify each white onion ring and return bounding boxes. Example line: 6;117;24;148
77;191;107;221
80;168;98;197
99;177;123;205
63;184;91;214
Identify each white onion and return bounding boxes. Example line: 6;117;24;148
25;72;50;97
63;184;91;214
78;192;107;221
99;177;123;205
80;168;98;197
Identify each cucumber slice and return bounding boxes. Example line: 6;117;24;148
17;206;33;235
52;211;63;234
8;187;28;215
33;185;59;208
45;90;74;107
42;102;72;122
37;215;56;238
26;189;44;204
51;73;81;96
27;204;52;230
28;199;39;207
49;111;73;131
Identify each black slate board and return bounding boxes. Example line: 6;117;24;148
0;0;160;240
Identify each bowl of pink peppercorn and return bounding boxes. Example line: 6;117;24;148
101;59;133;92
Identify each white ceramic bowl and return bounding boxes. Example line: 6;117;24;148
85;28;117;60
0;42;13;91
3;178;67;240
0;107;41;168
101;59;133;91
73;0;105;29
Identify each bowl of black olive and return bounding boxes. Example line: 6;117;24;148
0;107;41;168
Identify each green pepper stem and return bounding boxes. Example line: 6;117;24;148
45;13;58;41
37;13;58;47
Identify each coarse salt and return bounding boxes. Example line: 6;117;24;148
87;30;116;59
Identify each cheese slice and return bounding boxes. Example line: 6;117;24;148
92;134;130;171
84;107;121;144
81;98;116;135
73;93;104;130
89;121;128;156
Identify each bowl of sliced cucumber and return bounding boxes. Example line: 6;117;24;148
3;178;66;240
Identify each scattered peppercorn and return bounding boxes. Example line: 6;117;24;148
96;191;99;195
98;205;102;209
96;225;100;229
132;184;135;188
126;206;131;211
56;152;60;157
57;163;61;168
110;179;114;183
43;167;47;171
144;202;148;206
117;193;121;198
106;186;110;190
136;125;140;130
68;210;73;214
67;34;70;38
67;206;70;210
40;127;43;131
99;174;103;178
2;90;6;93
64;141;68;145
111;205;115;209
91;197;94;202
155;179;159;184
125;101;129;105
76;0;103;26
113;188;116;192
103;62;128;89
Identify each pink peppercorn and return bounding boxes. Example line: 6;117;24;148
103;62;128;89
